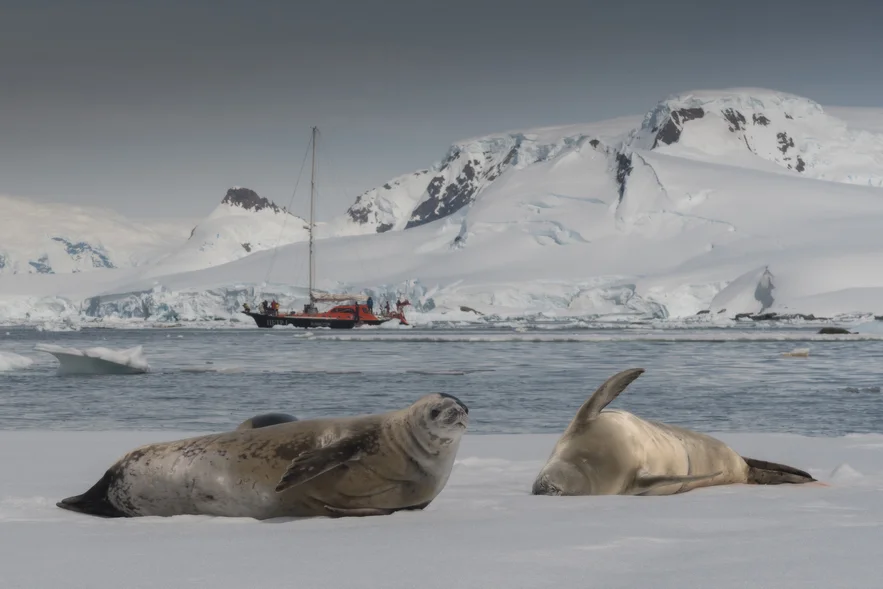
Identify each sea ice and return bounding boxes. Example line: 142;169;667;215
0;351;33;372
34;343;150;375
0;430;880;588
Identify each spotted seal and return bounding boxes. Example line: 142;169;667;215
58;393;468;519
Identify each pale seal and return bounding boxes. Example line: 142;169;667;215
532;368;816;496
235;412;298;430
57;393;469;519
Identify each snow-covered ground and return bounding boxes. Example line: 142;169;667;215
3;88;883;326
1;430;880;588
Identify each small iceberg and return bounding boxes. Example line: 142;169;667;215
0;351;34;372
34;344;149;375
781;347;810;358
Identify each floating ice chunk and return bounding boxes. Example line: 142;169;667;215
34;343;149;375
782;347;810;357
0;351;33;372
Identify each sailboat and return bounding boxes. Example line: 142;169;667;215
242;126;410;329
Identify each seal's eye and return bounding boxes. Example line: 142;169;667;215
429;408;441;420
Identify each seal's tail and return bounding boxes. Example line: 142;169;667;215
56;470;127;518
743;457;817;485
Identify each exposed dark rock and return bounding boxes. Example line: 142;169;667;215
653;107;705;147
485;148;517;182
459;306;484;316
377;223;393;233
589;139;600;148
406;144;521;230
776;132;795;154
52;237;115;269
29;255;53;274
795;156;806;172
785;113;794;120
752;113;771;126
406;159;482;229
347;197;371;224
241;242;252;253
221;187;283;214
818;327;852;334
696;309;710;315
615;152;633;202
722;109;747;132
189;226;197;239
735;312;823;322
383;183;392;190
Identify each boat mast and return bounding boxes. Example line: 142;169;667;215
309;126;317;303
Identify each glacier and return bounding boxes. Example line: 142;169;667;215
2;87;883;327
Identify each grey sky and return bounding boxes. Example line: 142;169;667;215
2;0;882;222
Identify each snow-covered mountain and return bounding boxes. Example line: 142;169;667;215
335;89;883;239
0;195;191;275
3;87;883;326
144;187;309;275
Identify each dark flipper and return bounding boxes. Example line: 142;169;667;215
56;470;128;518
743;457;817;485
236;412;298;431
275;437;364;492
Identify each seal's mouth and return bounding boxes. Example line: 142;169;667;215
531;477;562;496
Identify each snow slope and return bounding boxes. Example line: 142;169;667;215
145;187;310;275
2;88;883;324
1;430;881;588
0;195;191;275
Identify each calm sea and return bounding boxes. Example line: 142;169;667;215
1;326;881;435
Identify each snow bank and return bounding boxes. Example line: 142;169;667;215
0;351;33;372
1;430;880;588
34;343;149;375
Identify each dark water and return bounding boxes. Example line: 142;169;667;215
1;326;882;435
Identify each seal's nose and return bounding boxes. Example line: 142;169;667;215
439;392;468;414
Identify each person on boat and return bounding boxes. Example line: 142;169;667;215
260;300;269;314
271;300;279;315
242;303;251;312
367;296;374;314
384;301;391;315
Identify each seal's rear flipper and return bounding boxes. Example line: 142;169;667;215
743;457;817;485
634;471;722;495
56;470;127;518
568;368;646;432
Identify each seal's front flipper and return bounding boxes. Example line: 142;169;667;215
56;470;127;518
324;506;396;518
743;457;817;485
634;471;722;495
275;438;363;492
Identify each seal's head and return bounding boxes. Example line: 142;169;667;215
410;392;469;441
531;459;585;496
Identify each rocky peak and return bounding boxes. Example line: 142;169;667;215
221;187;285;214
